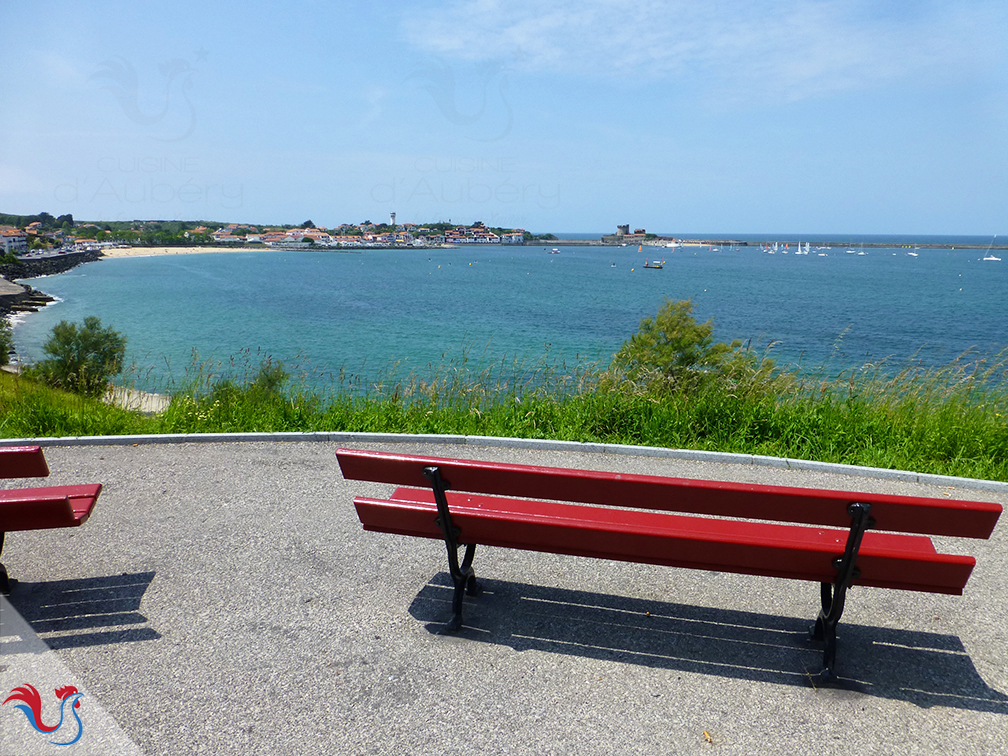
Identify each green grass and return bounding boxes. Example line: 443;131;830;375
0;371;156;437
2;346;1007;482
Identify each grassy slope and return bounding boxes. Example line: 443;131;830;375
2;363;1006;481
0;371;156;437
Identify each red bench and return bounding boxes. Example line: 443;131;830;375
337;448;1002;679
0;446;102;593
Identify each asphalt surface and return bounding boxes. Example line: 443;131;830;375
2;440;1007;755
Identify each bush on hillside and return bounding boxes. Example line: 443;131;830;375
609;298;781;395
0;319;13;367
26;316;127;397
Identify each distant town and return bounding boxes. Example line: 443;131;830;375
0;212;556;256
0;210;716;258
3;212;1002;260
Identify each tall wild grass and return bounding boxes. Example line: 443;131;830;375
3;332;1006;481
144;341;1008;481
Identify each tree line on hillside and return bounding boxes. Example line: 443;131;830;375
0;212;75;230
1;211;553;245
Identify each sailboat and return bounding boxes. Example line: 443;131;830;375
982;235;1001;261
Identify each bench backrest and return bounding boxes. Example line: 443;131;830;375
0;446;50;479
337;449;1002;539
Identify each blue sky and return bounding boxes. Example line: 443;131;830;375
1;0;1006;234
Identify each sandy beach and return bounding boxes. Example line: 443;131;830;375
99;246;257;259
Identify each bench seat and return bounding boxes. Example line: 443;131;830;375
0;446;50;479
358;488;975;595
1;446;103;593
0;484;102;531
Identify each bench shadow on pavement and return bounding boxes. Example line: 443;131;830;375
409;573;1008;714
8;571;160;650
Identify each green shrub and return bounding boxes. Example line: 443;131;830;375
27;316;127;397
611;299;726;380
609;298;781;395
0;318;12;367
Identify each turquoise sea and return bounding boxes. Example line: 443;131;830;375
12;242;1008;393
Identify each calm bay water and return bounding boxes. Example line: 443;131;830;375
12;244;1008;392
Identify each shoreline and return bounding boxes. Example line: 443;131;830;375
99;245;255;259
97;241;1008;257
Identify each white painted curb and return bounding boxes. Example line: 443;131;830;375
1;431;1006;493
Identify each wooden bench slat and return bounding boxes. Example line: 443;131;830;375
0;484;102;531
337;449;1002;539
0;446;50;479
357;488;975;595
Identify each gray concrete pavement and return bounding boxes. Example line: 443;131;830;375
2;440;1007;755
1;595;144;755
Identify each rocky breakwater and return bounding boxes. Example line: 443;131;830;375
0;249;101;317
0;283;56;316
0;249;102;281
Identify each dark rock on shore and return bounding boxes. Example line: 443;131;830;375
0;283;56;317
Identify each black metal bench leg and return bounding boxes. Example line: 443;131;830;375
809;503;874;680
445;543;482;631
811;582;841;677
810;582;831;641
424;466;483;632
0;532;9;595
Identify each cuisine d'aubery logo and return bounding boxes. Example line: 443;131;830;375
3;683;85;746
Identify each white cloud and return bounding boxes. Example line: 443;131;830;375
402;0;1006;104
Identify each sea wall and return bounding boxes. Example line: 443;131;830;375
0;249;101;281
1;250;99;317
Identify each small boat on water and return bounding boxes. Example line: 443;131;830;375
548;248;560;254
643;258;665;269
982;235;1001;261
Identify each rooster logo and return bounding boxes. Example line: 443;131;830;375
3;683;84;746
90;56;197;142
406;58;513;142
